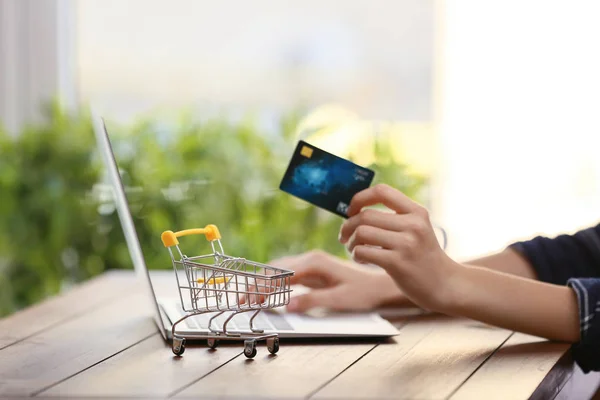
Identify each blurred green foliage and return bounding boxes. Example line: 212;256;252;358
0;103;426;317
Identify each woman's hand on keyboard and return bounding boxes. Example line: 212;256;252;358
270;250;413;313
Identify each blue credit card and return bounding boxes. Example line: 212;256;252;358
279;141;375;218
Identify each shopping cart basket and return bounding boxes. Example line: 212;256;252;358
161;224;294;358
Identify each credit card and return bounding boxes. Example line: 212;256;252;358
279;141;375;218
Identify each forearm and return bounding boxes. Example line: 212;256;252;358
446;263;580;342
465;247;538;280
377;247;539;308
381;249;580;342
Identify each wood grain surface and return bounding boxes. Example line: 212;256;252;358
0;271;583;399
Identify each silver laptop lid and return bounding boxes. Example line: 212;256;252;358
92;113;167;339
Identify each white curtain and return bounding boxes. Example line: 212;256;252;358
0;0;76;135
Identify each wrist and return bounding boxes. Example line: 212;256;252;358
437;260;470;316
370;270;405;308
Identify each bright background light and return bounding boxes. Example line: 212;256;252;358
3;0;598;262
437;1;600;260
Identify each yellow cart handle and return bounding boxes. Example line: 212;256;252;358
197;277;230;285
161;225;222;247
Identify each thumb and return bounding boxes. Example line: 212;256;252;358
287;289;336;313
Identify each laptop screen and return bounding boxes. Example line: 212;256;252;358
92;113;167;338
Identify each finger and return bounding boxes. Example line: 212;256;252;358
270;252;318;273
289;264;333;288
270;251;336;287
291;273;329;288
350;245;394;270
238;284;266;306
269;254;315;285
287;288;339;313
347;183;422;217
339;209;404;244
269;253;308;268
239;276;281;305
346;225;401;253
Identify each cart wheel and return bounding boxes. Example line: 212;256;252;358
267;337;279;354
172;338;186;356
243;340;257;359
207;338;219;349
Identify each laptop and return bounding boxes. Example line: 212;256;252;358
92;113;399;340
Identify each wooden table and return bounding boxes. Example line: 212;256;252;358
1;270;598;399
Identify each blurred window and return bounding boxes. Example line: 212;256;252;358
77;0;435;123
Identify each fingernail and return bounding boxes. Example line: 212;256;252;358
338;232;346;244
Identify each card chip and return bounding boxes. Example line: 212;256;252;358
300;146;313;158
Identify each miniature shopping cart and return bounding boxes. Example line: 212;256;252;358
161;225;293;358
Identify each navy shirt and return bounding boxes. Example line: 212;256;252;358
510;223;600;372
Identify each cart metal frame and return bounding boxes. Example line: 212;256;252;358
161;225;293;358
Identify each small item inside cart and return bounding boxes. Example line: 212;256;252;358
160;224;294;358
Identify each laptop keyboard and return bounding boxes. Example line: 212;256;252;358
185;311;293;331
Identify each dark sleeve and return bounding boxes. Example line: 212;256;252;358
567;278;600;372
509;223;600;372
510;223;600;284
